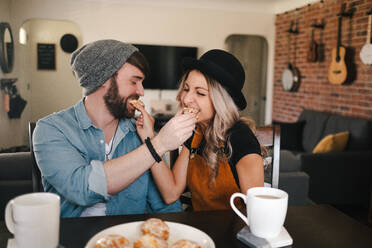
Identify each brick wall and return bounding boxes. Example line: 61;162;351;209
273;0;372;122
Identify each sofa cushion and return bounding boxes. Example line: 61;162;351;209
312;131;349;153
0;152;32;180
279;150;302;172
298;109;330;153
273;121;305;151
323;114;372;151
279;171;309;206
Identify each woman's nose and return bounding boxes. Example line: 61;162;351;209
183;91;194;105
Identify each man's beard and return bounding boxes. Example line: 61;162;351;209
104;77;137;119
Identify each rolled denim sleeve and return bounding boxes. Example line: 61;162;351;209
33;119;107;206
89;160;111;199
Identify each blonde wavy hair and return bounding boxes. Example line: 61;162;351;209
177;70;263;181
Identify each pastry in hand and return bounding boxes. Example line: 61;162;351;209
129;99;145;109
133;234;168;248
140;218;170;240
170;239;201;248
94;234;130;248
182;107;199;120
182;107;198;114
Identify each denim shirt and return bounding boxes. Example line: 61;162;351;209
33;99;181;217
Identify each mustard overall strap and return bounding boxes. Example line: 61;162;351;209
186;130;244;211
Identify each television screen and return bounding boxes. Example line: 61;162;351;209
134;44;197;89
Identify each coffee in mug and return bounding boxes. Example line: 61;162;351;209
230;187;288;239
255;195;281;199
5;192;60;248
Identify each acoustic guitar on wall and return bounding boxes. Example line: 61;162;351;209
307;26;318;62
328;5;347;85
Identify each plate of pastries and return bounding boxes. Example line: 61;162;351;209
86;218;215;248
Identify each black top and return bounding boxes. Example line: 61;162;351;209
184;121;261;186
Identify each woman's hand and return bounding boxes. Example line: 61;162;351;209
135;104;155;143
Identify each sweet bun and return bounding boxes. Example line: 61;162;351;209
170;239;201;248
129;99;145;109
182;107;198;114
133;234;168;248
141;218;170;240
94;234;130;248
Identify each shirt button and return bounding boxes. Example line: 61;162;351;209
100;140;104;144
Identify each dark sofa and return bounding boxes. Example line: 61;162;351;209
278;158;309;206
0;152;33;220
276;109;372;207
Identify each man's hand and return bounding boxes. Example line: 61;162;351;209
135;103;155;143
154;110;197;152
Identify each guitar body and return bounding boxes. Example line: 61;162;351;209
307;40;318;62
317;42;325;62
307;28;318;62
328;46;347;85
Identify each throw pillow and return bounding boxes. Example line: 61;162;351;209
312;131;350;153
273;121;306;151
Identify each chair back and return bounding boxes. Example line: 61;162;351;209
28;122;43;192
255;125;281;189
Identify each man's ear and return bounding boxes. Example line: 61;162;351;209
93;79;111;96
102;78;111;88
100;78;112;91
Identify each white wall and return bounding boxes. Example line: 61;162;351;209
273;0;319;14
2;0;278;149
21;19;83;122
0;0;30;150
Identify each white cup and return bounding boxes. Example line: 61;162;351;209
5;192;60;248
230;187;288;239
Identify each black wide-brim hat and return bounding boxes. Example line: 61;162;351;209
182;49;247;110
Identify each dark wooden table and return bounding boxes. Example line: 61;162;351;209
369;186;372;225
1;204;372;248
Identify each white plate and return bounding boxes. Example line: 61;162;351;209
85;221;215;248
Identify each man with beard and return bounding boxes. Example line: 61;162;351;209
33;40;196;217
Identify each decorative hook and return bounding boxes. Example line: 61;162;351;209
0;78;17;91
286;21;295;33
312;19;325;29
338;3;356;18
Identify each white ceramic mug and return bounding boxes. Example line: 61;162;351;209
230;187;288;239
5;192;60;248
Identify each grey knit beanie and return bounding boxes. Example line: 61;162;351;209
70;39;138;95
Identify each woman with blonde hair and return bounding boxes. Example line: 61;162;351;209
138;49;264;211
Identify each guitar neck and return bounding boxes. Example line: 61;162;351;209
367;15;371;44
336;16;342;56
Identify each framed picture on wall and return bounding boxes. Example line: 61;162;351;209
37;43;56;70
